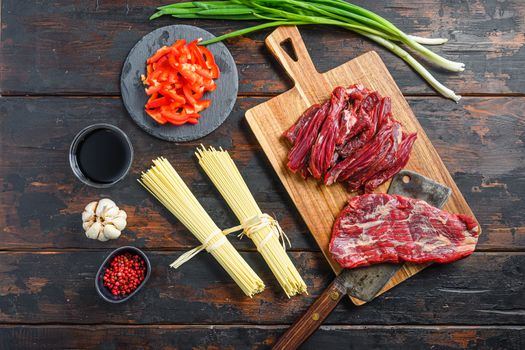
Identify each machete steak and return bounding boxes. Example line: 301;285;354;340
329;194;479;269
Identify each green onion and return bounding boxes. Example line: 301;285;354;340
151;0;463;101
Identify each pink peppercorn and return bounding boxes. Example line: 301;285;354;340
103;253;146;296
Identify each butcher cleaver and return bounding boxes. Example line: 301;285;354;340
272;170;451;350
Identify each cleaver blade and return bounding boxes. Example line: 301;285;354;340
345;170;452;302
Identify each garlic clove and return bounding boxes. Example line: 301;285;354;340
105;206;120;218
103;224;122;240
117;209;127;220
82;221;93;231
86;221;103;240
109;216;127;231
84;201;97;213
82;211;95;223
96;198;116;216
97;234;109;242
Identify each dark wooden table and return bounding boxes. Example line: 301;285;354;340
1;1;524;349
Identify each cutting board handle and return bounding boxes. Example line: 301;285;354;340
265;26;326;103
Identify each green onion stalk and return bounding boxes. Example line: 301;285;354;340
151;0;463;102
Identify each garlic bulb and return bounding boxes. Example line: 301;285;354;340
82;199;127;241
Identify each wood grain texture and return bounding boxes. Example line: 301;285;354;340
1;96;523;251
1;1;524;95
0;1;524;347
246;26;479;305
1;325;523;350
0;251;523;325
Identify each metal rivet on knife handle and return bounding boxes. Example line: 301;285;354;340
330;291;339;300
311;313;320;321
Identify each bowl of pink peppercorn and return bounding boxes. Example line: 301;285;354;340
95;246;151;303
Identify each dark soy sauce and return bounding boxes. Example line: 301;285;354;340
75;128;132;184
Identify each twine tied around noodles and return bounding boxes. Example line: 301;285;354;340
223;213;291;251
170;214;291;269
170;228;227;269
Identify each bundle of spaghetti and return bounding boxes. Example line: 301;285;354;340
139;157;265;297
196;146;307;297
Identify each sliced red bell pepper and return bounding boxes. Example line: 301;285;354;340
193;99;211;113
198;46;220;79
147;46;171;64
160;88;185;105
143;39;220;126
146;96;172;109
145;109;168;124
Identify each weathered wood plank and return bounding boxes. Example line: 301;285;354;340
1;325;523;350
1;96;523;250
1;0;524;95
0;251;523;325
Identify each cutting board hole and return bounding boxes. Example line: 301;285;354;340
280;38;298;62
402;175;411;184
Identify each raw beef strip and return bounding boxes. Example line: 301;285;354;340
287;102;329;174
336;84;370;146
309;87;349;178
324;119;395;185
336;109;358;146
283;104;320;145
364;132;417;192
346;122;402;192
329;194;480;269
339;95;390;158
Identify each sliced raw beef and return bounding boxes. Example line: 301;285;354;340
324;119;396;185
336;84;370;146
346;122;403;191
287;102;329;176
364;132;417;192
284;84;417;192
329;194;480;269
339;95;390;158
309;87;349;178
283;104;320;145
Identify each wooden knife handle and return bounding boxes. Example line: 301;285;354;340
272;278;346;350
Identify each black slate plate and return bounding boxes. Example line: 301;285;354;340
121;25;238;142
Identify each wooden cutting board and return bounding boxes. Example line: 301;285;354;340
245;26;479;305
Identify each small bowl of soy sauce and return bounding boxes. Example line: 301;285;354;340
69;124;133;188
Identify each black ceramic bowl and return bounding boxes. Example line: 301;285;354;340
95;246;151;303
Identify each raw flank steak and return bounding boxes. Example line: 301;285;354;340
284;84;417;192
329;194;480;269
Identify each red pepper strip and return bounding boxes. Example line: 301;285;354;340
145;84;162;95
146;96;172;109
162;109;190;125
178;46;191;64
147;46;171;64
186;117;199;125
145;109;168;124
160;88;186;105
195;67;213;80
193;99;211;113
198;46;220;79
168;54;179;70
177;64;201;85
201;79;216;92
147;91;158;104
182;85;198;105
173;39;186;50
183;104;195;114
189;41;207;68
